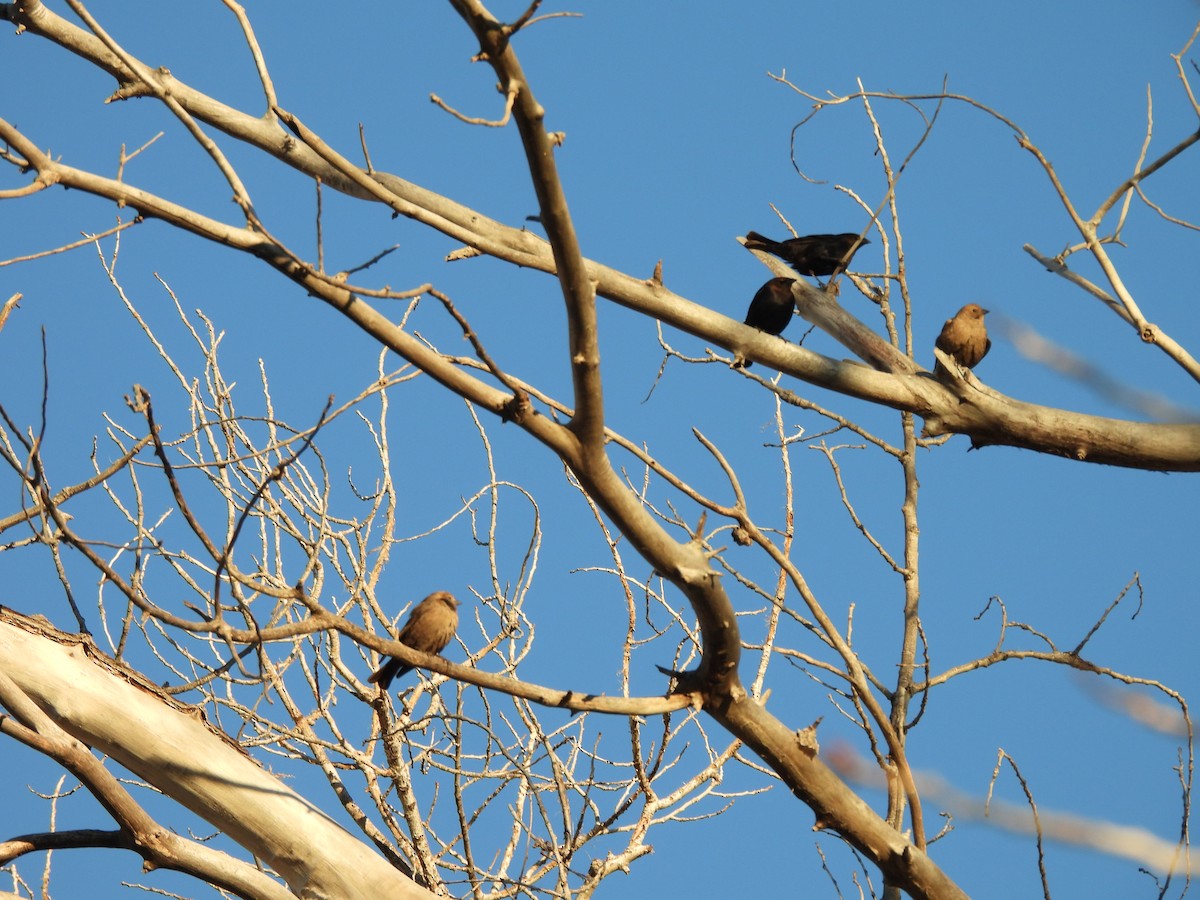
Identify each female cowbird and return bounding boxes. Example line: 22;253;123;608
744;231;869;278
933;303;991;377
368;591;460;689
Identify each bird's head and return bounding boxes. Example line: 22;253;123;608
430;591;460;609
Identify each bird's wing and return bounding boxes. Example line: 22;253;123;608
396;600;436;642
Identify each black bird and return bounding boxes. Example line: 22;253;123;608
744;277;797;335
368;591;460;690
744;231;869;278
739;277;797;367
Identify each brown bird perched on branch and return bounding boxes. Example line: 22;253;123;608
368;591;460;690
738;277;798;368
933;303;991;377
744;231;869;278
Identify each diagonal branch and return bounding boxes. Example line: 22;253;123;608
447;0;606;448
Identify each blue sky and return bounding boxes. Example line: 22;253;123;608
3;2;1200;898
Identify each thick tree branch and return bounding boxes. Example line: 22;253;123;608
448;0;607;450
712;693;968;899
0;608;434;899
4;115;1194;472
0;8;1193;470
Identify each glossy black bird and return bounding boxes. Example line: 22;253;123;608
744;231;869;278
368;591;460;690
739;277;797;368
744;277;797;335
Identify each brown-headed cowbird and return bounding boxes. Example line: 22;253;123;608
744;231;869;278
368;591;460;689
739;277;798;368
934;303;991;377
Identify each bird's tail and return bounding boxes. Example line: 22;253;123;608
368;658;410;690
744;231;777;252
